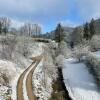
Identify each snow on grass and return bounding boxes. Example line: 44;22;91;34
0;60;17;84
63;58;100;100
11;43;44;100
0;84;8;100
0;60;18;100
0;35;46;99
32;59;52;100
29;42;44;57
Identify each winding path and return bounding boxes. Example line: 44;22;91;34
17;55;42;100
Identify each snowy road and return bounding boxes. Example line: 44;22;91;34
63;58;100;100
17;55;42;100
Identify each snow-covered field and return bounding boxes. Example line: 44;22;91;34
63;58;100;100
0;60;18;100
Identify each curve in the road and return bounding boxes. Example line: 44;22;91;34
26;60;41;100
17;55;42;100
17;61;36;100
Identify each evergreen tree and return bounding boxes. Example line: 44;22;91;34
0;21;2;33
89;18;95;39
83;18;95;40
72;27;83;44
54;23;64;42
83;22;90;40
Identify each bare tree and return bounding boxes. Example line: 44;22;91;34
1;35;17;60
19;23;42;37
0;17;11;35
16;36;31;57
22;37;29;57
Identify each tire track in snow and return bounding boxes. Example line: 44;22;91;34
17;61;36;100
17;55;42;100
23;61;37;100
26;60;41;100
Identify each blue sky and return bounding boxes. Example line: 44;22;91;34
0;0;100;33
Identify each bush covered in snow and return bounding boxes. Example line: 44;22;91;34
0;60;17;86
73;44;90;62
0;60;17;100
32;45;58;100
55;55;65;68
0;35;17;60
85;53;100;86
0;35;39;68
59;41;72;58
42;45;58;81
90;35;100;51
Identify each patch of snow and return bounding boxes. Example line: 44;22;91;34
63;58;100;100
0;84;8;100
0;60;17;85
0;60;18;99
32;59;52;100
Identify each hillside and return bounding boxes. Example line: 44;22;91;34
44;26;74;43
94;18;100;34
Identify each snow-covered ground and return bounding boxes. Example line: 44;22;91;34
94;51;100;58
11;42;44;100
32;45;54;100
63;58;100;100
0;60;18;100
32;59;52;100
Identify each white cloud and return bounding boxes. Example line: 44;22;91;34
60;20;79;27
0;0;71;26
1;0;100;31
0;0;69;17
75;0;100;20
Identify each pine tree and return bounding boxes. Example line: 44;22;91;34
89;18;95;39
54;23;64;43
83;22;90;40
0;22;2;33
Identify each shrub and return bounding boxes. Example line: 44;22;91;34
73;44;90;62
85;53;100;86
90;35;100;51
